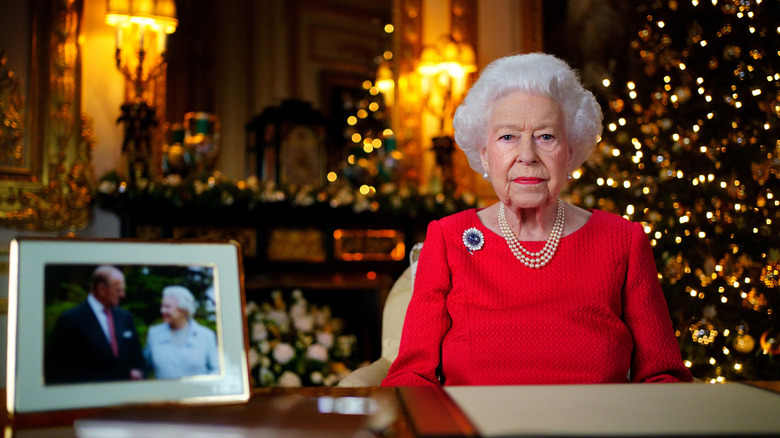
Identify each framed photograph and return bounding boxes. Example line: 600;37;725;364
6;238;251;414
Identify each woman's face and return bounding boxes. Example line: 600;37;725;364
161;295;188;329
480;91;571;210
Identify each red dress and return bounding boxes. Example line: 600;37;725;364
382;209;693;386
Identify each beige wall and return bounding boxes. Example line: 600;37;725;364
79;0;535;186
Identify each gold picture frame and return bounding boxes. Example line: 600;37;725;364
7;238;250;414
0;0;94;231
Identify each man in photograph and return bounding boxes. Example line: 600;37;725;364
45;265;145;384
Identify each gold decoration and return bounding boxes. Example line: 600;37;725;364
664;254;688;284
761;263;780;288
0;0;93;231
173;226;257;258
742;289;768;311
0;51;25;168
733;333;755;354
690;319;718;345
760;329;780;355
333;229;405;261
267;228;326;262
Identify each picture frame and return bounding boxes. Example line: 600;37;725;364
6;238;251;414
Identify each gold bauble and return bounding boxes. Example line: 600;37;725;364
164;144;190;175
733;334;756;354
760;329;780;355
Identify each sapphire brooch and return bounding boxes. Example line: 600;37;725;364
462;227;485;254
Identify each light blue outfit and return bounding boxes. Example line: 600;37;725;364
144;319;220;379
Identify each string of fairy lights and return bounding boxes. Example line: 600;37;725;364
572;0;779;381
330;23;400;201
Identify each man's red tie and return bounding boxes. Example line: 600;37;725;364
104;307;119;358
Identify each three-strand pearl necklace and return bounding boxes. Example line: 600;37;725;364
497;198;565;269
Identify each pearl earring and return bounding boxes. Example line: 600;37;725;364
483;172;489;180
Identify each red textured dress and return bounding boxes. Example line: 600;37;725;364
382;209;693;386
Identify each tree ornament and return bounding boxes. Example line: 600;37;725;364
759;329;780;355
760;263;779;288
690;319;718;345
742;289;767;312
733;333;756;354
664;255;687;284
723;45;742;60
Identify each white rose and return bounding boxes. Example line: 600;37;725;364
306;343;329;362
290;301;307;319
278;371;302;387
310;371;324;385
259;340;271;354
252;322;268;341
273;342;295;364
245;301;259;314
247;348;259;368
323;374;339;386
268;310;289;330
294;315;314;332
316;331;334;348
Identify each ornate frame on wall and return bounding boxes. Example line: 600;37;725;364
0;0;93;231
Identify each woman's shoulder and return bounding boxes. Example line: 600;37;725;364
431;208;479;230
146;323;167;340
582;209;644;243
190;320;217;336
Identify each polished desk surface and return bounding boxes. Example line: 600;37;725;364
3;382;780;437
3;387;421;438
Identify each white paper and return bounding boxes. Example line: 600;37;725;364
446;383;780;436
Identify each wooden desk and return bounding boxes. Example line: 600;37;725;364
4;383;780;437
3;387;422;438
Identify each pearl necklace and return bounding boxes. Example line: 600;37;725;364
497;198;565;269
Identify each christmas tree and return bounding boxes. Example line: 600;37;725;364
570;0;779;381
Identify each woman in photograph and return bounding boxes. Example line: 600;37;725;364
144;285;220;379
382;53;693;386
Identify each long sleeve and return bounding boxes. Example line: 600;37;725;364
381;209;693;387
624;222;693;383
382;219;451;387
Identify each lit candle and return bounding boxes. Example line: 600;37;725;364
116;25;123;50
157;30;167;55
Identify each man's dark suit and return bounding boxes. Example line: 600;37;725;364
45;300;145;384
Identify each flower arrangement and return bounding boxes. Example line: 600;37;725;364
245;289;362;387
96;170;482;217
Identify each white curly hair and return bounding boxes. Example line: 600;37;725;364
452;52;603;174
162;285;197;319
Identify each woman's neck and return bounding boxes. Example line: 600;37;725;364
169;319;189;331
506;201;561;241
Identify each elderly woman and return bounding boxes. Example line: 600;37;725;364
144;285;220;379
382;53;693;386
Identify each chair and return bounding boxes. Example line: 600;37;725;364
338;243;422;387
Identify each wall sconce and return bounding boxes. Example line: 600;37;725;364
417;34;476;133
105;0;177;181
416;34;476;193
375;60;395;109
105;0;177;98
